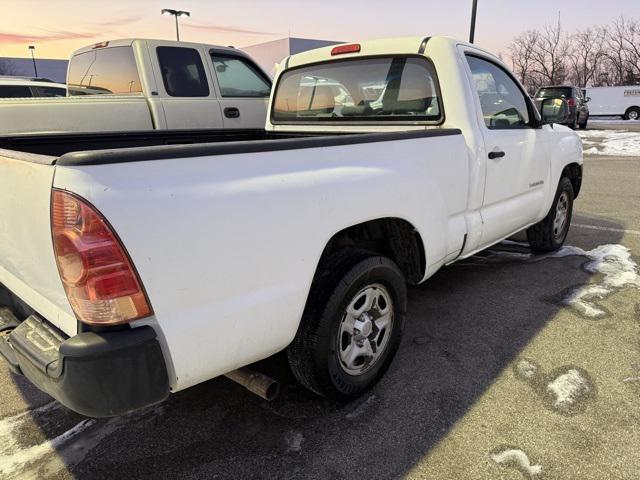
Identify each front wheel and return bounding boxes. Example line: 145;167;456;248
527;177;574;252
287;249;406;400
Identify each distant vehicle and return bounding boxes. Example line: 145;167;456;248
534;86;589;129
585;85;640;120
0;77;66;98
0;39;272;134
0;36;583;417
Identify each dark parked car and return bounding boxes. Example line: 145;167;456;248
534;86;590;129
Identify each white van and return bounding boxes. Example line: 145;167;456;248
585;85;640;120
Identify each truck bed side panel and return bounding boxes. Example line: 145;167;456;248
0;96;153;134
0;153;76;335
52;133;468;390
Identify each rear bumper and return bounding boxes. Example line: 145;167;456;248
0;308;169;417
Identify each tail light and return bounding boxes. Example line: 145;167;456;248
51;189;152;326
566;97;577;107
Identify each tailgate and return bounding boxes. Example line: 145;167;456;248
0;150;76;336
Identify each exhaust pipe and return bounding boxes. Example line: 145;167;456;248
224;367;280;401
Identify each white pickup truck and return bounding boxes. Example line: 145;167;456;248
0;39;272;134
0;36;582;417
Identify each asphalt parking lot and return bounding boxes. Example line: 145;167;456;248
1;122;639;480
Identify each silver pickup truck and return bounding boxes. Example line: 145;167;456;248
0;39;272;134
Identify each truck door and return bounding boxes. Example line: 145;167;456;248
464;53;549;246
208;50;271;129
153;45;224;129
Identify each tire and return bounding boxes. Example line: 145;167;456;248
578;115;588;129
567;117;578;129
287;249;407;400
527;177;574;252
624;107;640;121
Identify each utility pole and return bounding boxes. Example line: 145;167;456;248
161;9;190;41
469;0;478;44
28;45;38;77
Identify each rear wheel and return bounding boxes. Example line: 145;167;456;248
287;249;406;400
578;114;588;129
527;177;574;252
625;107;640;121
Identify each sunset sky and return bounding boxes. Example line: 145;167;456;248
1;0;638;60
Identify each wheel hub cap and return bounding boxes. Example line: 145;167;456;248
553;192;569;239
337;284;394;376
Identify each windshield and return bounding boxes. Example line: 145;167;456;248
272;56;442;124
536;87;572;99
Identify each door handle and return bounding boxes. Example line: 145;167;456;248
224;107;240;119
488;150;505;159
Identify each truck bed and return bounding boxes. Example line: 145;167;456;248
0;126;467;392
0;94;154;134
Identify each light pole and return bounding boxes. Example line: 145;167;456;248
28;45;38;77
161;8;190;41
469;0;478;44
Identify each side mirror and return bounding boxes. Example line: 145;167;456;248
541;98;569;125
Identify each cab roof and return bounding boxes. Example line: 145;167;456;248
284;36;497;69
71;38;239;57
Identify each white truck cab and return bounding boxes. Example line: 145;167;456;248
0;39;272;133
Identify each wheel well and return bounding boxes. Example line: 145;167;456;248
320;218;426;285
562;163;582;199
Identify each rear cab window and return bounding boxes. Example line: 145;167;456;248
272;56;443;124
68;46;142;95
157;47;209;97
536;87;572;99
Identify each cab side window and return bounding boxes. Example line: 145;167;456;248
157;47;210;97
210;54;271;98
465;55;530;129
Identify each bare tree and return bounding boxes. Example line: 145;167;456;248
530;16;569;86
621;17;640;82
566;27;605;87
600;16;640;85
506;14;640;90
508;30;540;91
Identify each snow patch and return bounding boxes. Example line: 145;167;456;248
491;448;542;477
547;369;591;410
590;117;640;125
0;402;96;479
484;243;639;318
516;359;538;379
552;244;640;318
577;129;640;156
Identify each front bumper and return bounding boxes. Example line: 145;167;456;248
0;307;169;417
